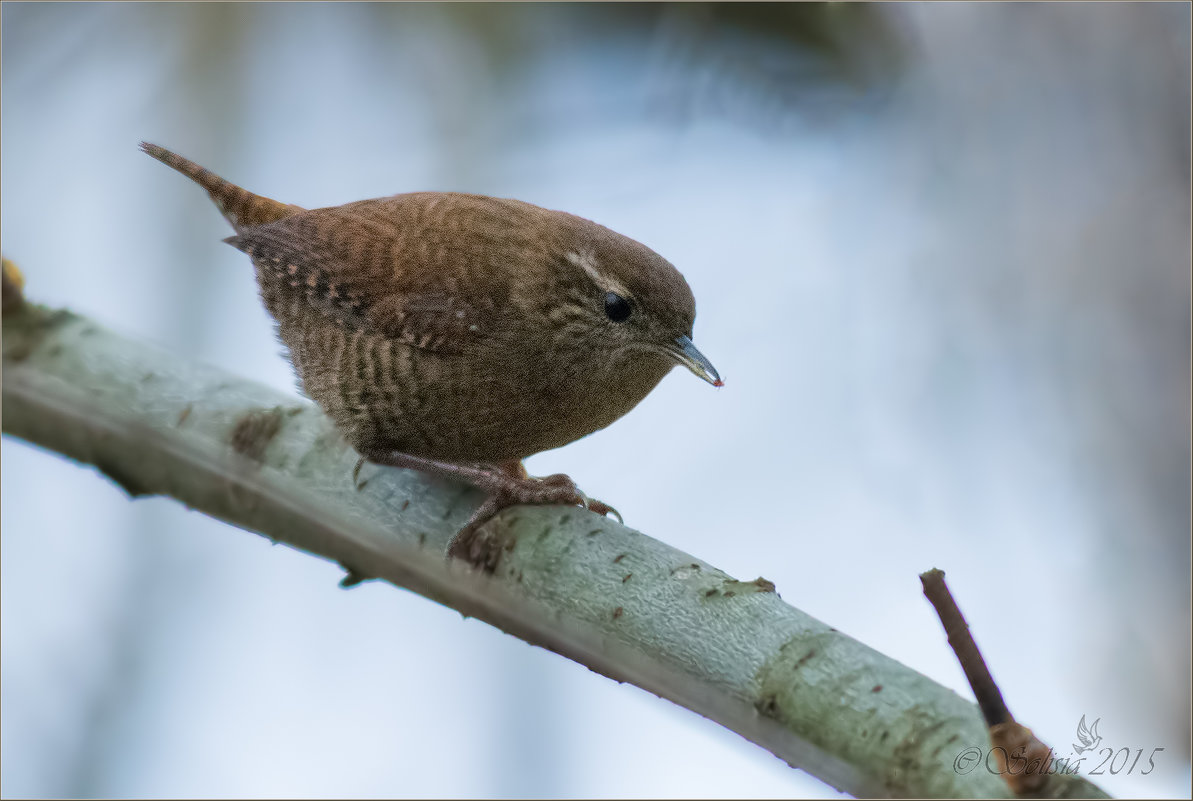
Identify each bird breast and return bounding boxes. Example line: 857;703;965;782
266;279;672;464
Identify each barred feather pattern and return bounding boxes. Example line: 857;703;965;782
142;143;697;464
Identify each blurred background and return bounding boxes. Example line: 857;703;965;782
2;2;1189;797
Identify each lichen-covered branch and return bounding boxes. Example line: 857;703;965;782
1;293;1106;799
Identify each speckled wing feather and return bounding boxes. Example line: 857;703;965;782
224;204;487;354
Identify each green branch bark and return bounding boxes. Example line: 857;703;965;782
1;290;1106;799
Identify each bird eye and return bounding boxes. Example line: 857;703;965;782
604;292;632;323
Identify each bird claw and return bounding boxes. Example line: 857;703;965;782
351;456;368;491
575;490;621;523
534;474;620;521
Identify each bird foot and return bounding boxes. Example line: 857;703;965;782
358;450;619;571
445;471;621;570
445;494;513;571
494;469;620;519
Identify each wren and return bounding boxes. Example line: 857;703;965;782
141;142;720;567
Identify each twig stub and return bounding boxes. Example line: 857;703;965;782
920;568;1012;727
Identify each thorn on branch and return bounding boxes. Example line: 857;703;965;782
339;563;372;588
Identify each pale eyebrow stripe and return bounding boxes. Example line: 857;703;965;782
565;250;632;299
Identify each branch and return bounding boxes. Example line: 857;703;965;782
920;569;1013;729
921;569;1099;799
1;285;1106;798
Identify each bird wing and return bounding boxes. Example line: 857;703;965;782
357;290;484;353
224;207;489;354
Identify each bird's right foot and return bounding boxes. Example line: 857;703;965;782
356;451;619;571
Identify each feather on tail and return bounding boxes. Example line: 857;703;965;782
139;142;304;232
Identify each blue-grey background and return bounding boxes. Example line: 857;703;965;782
2;2;1189;797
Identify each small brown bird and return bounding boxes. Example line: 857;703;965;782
141;142;720;566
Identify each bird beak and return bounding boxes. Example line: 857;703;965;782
669;335;722;387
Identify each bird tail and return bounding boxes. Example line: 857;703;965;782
139;142;304;232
